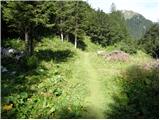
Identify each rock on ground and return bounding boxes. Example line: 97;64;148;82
142;59;159;70
98;50;129;62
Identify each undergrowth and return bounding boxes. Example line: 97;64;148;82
1;37;86;118
1;36;158;119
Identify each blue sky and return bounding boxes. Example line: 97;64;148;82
86;0;159;22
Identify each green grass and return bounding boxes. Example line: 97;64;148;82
2;38;25;51
1;36;158;118
83;36;104;52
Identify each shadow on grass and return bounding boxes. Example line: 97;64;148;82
77;40;87;51
1;49;75;118
105;65;159;119
35;49;74;63
67;34;87;51
1;56;43;118
36;105;85;119
36;104;105;119
1;57;40;96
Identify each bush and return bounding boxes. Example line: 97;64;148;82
122;65;158;118
107;65;159;118
120;44;137;54
116;40;137;54
2;38;25;51
21;56;39;70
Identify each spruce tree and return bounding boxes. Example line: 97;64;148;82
140;23;159;58
3;1;48;55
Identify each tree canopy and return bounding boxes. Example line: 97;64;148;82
1;1;157;55
140;23;159;58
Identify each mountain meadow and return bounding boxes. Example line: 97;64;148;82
1;1;159;119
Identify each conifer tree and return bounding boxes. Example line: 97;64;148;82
140;23;159;58
3;1;48;55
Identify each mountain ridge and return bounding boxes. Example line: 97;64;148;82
121;10;153;40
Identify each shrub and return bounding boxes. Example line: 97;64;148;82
21;56;39;70
120;44;137;54
116;40;137;54
122;65;159;118
2;38;25;51
108;65;159;118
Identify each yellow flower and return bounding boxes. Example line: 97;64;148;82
2;104;13;111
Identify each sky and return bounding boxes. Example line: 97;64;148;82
86;0;159;22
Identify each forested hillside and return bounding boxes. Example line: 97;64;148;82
122;10;153;40
1;1;159;119
139;23;159;58
1;1;135;54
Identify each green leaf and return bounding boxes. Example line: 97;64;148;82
49;107;56;114
20;92;28;99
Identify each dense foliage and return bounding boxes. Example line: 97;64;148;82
139;23;159;58
2;1;48;55
107;64;159;118
2;1;90;52
2;1;137;52
87;9;133;48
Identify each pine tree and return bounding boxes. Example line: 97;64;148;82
110;3;116;12
87;9;109;46
3;1;48;55
108;11;129;44
140;23;159;58
55;1;68;42
67;1;87;48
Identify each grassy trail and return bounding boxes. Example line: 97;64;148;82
72;51;124;118
73;52;106;118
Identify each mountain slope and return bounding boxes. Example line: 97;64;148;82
122;10;153;40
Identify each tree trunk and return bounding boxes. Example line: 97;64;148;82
66;34;69;42
25;29;33;56
25;31;29;55
28;38;33;56
75;33;77;48
61;32;63;42
60;18;63;42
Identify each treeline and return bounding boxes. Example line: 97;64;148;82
1;1;131;54
1;1;159;58
139;23;159;58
